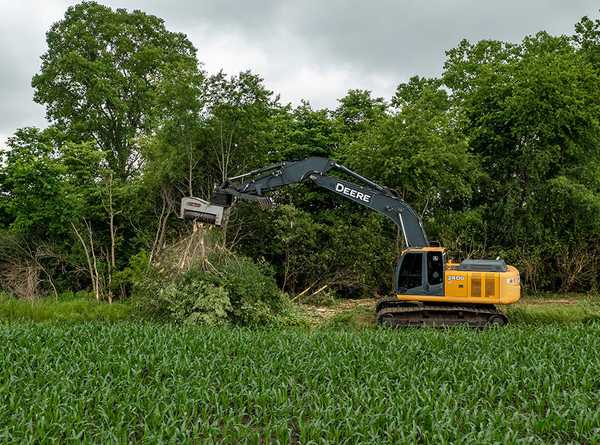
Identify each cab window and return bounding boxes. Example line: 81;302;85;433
398;253;422;290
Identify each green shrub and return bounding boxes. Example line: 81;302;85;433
160;276;231;326
133;249;305;327
216;254;288;325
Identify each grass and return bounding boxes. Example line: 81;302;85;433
324;304;375;329
1;321;600;443
522;291;596;301
507;300;600;324
2;290;598;327
0;292;131;322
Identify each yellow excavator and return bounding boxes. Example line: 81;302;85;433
180;157;521;326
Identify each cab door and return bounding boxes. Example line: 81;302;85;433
395;251;444;296
396;252;424;294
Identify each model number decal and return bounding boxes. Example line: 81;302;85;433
447;276;465;281
335;183;371;203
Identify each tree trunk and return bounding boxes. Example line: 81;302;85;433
71;221;100;301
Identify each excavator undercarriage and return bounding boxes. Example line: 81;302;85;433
375;298;508;327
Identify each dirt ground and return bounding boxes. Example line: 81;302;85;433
300;294;592;325
302;298;375;322
524;299;578;305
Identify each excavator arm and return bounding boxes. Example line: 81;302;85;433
181;157;429;248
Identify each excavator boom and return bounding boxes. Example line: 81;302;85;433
181;157;429;248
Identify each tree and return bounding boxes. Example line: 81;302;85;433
201;70;283;183
32;1;202;180
392;76;448;112
334;89;387;142
443;32;600;289
1;128;71;240
0;127;113;297
341;78;475;225
574;14;600;69
275;101;341;160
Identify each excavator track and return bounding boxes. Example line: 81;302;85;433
376;297;508;327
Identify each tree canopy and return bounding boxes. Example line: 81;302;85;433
2;3;600;299
32;1;202;180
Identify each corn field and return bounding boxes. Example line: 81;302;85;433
1;321;600;443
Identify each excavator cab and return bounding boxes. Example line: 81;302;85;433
395;248;445;296
394;246;520;304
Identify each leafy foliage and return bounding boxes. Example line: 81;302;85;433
2;4;600;301
443;30;600;288
133;245;300;326
158;278;232;326
31;1;202;180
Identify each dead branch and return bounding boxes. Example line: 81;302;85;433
71;220;101;301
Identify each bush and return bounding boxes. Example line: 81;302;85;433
133;237;305;326
159;277;231;326
234;202;395;297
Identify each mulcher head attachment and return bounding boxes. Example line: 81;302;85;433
180;188;273;226
180;197;228;226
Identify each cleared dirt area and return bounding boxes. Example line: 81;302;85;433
301;294;600;326
525;299;578;305
302;298;375;323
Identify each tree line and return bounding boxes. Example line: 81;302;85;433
1;2;600;301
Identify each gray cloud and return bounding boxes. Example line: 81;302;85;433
1;0;598;147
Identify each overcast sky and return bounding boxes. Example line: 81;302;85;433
1;0;598;147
